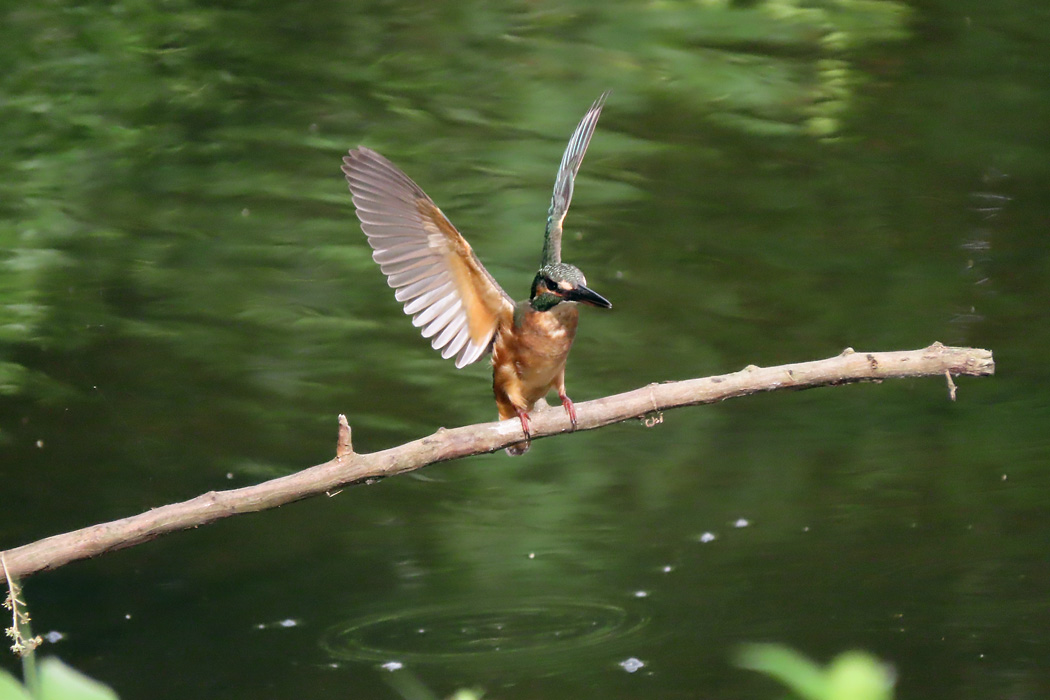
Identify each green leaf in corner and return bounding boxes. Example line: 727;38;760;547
736;644;895;700
37;659;118;700
825;651;893;700
0;669;33;700
735;644;828;700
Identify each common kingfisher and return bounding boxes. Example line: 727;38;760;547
342;92;612;455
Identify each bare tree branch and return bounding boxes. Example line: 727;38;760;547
0;342;993;583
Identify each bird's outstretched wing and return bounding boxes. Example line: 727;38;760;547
343;148;514;368
541;91;610;266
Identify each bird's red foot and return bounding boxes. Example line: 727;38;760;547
516;409;532;439
559;392;578;429
511;409;532;453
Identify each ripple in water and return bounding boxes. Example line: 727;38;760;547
321;598;648;670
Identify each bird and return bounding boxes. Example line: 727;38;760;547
342;92;612;455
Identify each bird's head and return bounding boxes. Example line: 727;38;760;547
529;262;612;312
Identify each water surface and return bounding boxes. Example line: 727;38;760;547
2;1;1048;698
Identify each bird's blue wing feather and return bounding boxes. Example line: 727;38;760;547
542;91;610;266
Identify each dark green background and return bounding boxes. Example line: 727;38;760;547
2;0;1048;698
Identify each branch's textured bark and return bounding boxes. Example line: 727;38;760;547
0;343;993;583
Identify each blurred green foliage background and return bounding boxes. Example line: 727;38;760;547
2;1;1048;698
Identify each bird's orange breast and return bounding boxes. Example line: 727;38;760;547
492;303;579;419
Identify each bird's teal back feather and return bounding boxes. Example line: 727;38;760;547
541;91;610;267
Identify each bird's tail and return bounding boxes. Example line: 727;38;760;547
505;441;530;457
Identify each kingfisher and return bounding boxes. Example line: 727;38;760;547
342;92;612;455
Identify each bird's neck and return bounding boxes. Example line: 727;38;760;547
529;292;563;313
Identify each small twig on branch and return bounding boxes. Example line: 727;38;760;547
0;342;993;584
335;414;354;458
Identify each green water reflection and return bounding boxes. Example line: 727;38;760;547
2;0;1049;698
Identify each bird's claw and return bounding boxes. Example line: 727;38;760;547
516;409;532;450
511;396;574;454
559;393;578;429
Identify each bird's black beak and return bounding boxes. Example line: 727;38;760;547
567;284;612;309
